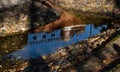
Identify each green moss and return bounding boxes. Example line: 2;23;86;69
116;64;120;67
111;35;120;42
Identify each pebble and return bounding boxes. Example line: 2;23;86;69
61;51;67;56
42;55;47;60
0;65;2;68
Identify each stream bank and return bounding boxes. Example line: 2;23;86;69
1;26;120;72
50;0;120;18
1;0;120;37
0;0;120;72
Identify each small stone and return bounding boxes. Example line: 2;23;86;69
68;45;74;50
21;28;26;31
49;63;53;67
86;48;92;53
0;65;2;68
66;63;71;67
61;51;67;56
93;44;97;48
103;60;110;64
79;44;82;47
42;55;47;60
51;66;60;70
56;65;60;69
5;50;9;53
70;70;77;72
58;68;62;72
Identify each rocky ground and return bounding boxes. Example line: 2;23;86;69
1;0;120;72
1;0;120;37
45;27;120;72
50;0;120;15
0;0;61;37
1;26;120;72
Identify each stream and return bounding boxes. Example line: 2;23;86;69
0;16;113;71
2;24;108;60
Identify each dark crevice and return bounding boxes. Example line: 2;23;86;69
29;0;61;32
113;44;120;55
114;0;120;9
100;58;120;72
92;30;120;54
22;57;50;72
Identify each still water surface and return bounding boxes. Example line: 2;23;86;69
2;24;108;60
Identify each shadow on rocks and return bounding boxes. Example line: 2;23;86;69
114;0;120;9
29;0;61;32
113;44;120;55
23;57;50;72
100;44;120;72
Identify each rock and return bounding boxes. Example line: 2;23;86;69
86;48;92;53
48;62;53;67
0;65;2;68
68;45;74;50
51;0;120;18
0;0;30;8
82;57;102;72
93;44;97;48
0;2;30;36
42;55;47;60
0;0;62;37
51;65;60;70
60;51;67;56
30;1;62;28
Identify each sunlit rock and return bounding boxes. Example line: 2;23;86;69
42;55;47;60
50;0;120;16
82;57;102;72
0;0;30;8
0;0;62;37
0;65;2;68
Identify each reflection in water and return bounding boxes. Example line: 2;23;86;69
3;24;107;60
61;25;85;41
28;24;85;45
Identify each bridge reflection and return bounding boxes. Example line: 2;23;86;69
28;24;85;45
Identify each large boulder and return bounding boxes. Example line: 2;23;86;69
0;0;30;8
50;0;120;17
30;0;62;29
0;0;62;37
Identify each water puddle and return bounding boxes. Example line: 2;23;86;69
2;24;108;60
